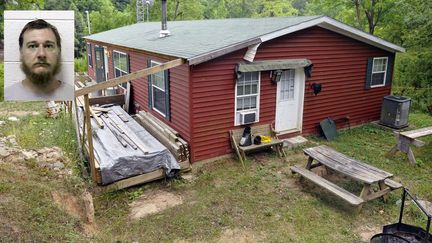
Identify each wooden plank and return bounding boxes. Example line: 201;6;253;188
92;107;111;112
84;94;98;183
314;145;393;178
89;94;125;106
291;165;364;206
304;145;392;183
229;130;245;169
384;178;403;190
135;113;181;158
400;127;432;139
75;59;185;97
304;147;383;184
363;187;391;201
102;160;191;191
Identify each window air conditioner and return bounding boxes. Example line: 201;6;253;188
240;111;257;125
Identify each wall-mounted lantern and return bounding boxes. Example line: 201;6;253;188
311;83;322;95
304;64;314;78
270;69;283;83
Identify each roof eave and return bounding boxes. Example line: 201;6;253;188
260;16;405;53
188;38;262;65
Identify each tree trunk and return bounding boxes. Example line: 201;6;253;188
173;1;180;21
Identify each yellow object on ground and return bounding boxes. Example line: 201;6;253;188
261;135;272;143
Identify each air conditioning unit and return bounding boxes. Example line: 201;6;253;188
379;95;411;129
240;111;257;125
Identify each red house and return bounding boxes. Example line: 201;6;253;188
84;16;405;163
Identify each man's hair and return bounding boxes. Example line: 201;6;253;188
18;19;61;50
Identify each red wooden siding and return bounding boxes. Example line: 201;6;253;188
86;41;96;80
190;26;393;162
84;42;191;142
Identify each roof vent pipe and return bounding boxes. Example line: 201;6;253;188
160;0;170;37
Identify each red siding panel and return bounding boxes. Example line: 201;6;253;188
84;42;192;142
190;26;393;162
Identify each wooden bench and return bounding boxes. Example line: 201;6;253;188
291;165;364;206
389;126;432;164
291;145;402;208
229;124;286;168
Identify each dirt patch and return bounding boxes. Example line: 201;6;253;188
129;189;183;220
217;228;264;243
357;225;382;242
51;190;97;235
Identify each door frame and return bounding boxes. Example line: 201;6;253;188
94;45;106;84
274;68;306;134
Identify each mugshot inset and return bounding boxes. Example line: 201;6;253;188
4;11;75;101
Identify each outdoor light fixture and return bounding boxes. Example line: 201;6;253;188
304;64;314;78
270;70;283;83
311;83;322;95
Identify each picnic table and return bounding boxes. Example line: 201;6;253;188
388;126;432;164
291;145;402;208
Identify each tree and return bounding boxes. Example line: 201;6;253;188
90;0;134;34
203;0;228;19
255;0;298;17
1;0;45;40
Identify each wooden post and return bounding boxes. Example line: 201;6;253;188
84;94;97;182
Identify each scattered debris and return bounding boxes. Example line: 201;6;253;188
46;101;61;118
129;189;183;219
0;136;71;176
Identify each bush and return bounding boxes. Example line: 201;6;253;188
74;56;87;73
393;50;432;113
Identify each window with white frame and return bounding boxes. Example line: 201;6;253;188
87;43;92;67
150;60;168;116
113;51;129;77
235;71;260;125
371;57;388;87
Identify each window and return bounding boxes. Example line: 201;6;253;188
113;51;129;78
87;43;92;67
235;72;260;125
365;56;393;89
279;70;295;101
148;60;170;118
371;57;388;87
113;51;129;89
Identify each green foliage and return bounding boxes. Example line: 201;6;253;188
74;56;87;73
90;0;135;34
254;0;298;17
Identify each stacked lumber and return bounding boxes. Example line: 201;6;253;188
135;111;190;162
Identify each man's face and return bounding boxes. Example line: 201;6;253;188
20;28;61;86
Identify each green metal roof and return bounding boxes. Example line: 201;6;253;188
85;16;405;65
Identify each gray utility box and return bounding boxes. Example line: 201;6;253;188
379;95;411;129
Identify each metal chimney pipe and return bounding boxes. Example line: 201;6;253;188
160;0;170;37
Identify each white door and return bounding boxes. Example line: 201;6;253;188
275;69;305;132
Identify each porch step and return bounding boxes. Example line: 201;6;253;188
283;136;308;148
291;165;364;206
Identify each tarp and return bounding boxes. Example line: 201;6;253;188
237;59;312;73
78;105;180;185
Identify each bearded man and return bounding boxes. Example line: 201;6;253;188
5;19;73;101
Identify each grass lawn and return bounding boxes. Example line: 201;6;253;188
0;101;431;242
